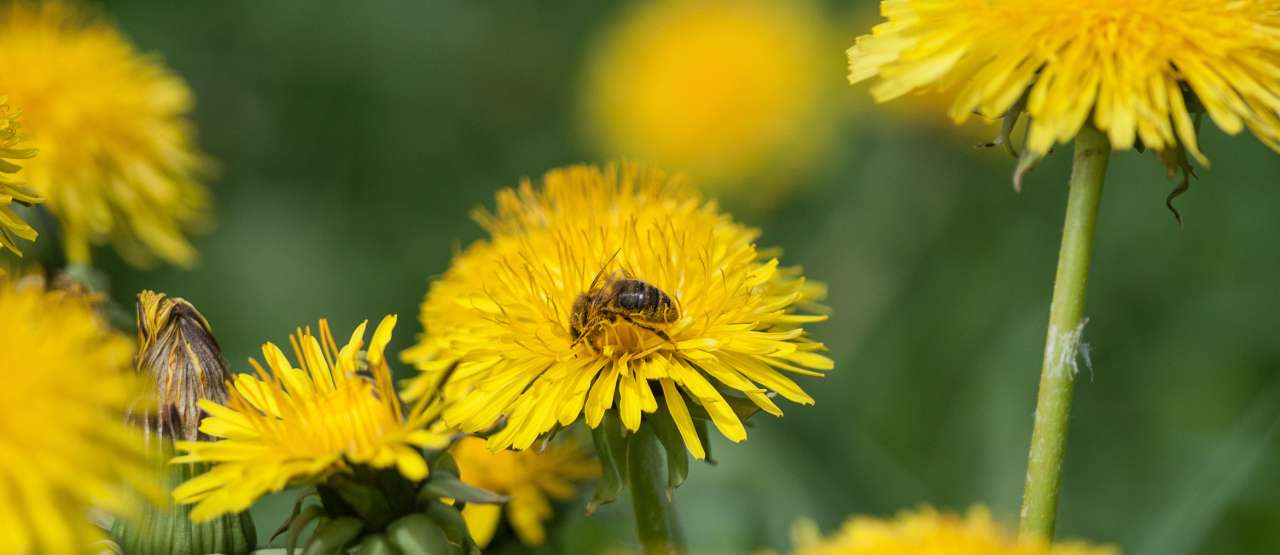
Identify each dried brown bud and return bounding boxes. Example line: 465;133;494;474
132;290;233;443
113;291;257;555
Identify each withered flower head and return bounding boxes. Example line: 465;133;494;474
115;290;256;555
132;290;233;442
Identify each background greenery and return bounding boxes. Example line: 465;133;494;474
71;1;1280;553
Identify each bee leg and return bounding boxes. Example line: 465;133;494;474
587;320;616;355
579;334;602;356
618;315;675;345
571;328;599;355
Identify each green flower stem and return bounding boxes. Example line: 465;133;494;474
1018;125;1110;539
628;424;686;555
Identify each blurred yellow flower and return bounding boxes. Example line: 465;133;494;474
402;163;831;459
172;316;452;522
0;2;209;267
848;0;1280;163
792;506;1117;555
453;436;598;547
0;276;155;554
583;0;834;201
0;98;41;256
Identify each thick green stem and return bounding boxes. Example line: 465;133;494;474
1018;126;1110;539
628;424;685;555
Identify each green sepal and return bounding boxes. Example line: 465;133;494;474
420;474;506;505
977;93;1026;158
386;513;452;555
323;470;418;531
330;478;392;520
422;499;471;548
588;410;628;513
431;452;461;478
1012;147;1045;192
694;418;714;465
270;490;318;544
997;108;1023;158
355;533;400;555
1156;111;1202;226
650;404;689;496
1157;145;1195;226
998;93;1042;193
303;516;363;555
286;506;325;555
686;389;765;424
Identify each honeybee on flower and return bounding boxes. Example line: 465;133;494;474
403;163;832;468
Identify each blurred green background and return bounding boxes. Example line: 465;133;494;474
67;0;1280;553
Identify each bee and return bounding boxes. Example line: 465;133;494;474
570;261;680;352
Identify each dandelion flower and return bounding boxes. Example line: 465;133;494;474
452;436;598;547
171;315;453;522
583;0;834;198
847;0;1280;163
0;2;209;266
402;163;831;460
0;98;40;256
791;506;1117;555
0;276;154;554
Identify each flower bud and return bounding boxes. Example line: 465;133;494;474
131;290;234;442
111;290;256;555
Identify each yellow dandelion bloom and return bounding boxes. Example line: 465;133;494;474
452;436;598;547
847;0;1280;163
583;0;834;199
0;98;40;256
171;315;453;522
0;276;155;554
0;2;209;267
402;163;831;459
793;506;1117;555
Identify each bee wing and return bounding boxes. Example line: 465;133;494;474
588;249;623;290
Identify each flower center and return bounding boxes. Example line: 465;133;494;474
582;318;671;359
